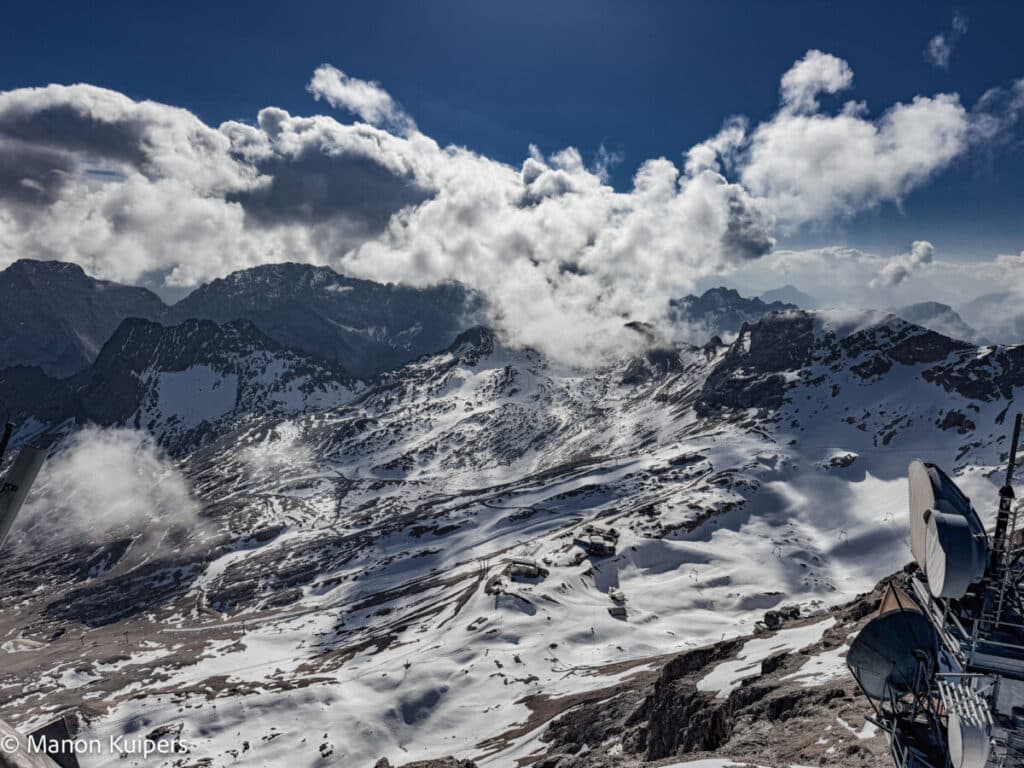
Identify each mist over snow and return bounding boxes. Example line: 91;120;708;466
237;421;316;483
15;427;200;544
0;55;1022;362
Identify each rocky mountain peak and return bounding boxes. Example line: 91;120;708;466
0;259;169;378
170;263;477;377
887;301;984;344
669;286;798;344
443;326;497;366
697;310;976;416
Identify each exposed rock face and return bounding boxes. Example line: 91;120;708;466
696;310;994;418
839;318;971;374
0;317;358;451
0;259;478;379
0;259;167;377
374;758;478;768
531;577;900;768
669;286;798;343
170;263;479;377
629;640;747;757
889;301;985;345
938;409;977;434
444;326;496;367
923;345;1024;402
697;311;815;415
620;347;689;385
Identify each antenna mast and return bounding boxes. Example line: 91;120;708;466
985;413;1023;630
994;413;1022;571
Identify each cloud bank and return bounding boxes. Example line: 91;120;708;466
0;56;1019;362
714;245;1024;316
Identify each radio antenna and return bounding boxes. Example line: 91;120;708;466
994;413;1023;560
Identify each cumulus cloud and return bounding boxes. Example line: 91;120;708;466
870;240;935;288
308;64;415;135
685;116;747;176
723;53;971;229
925;13;968;69
343;148;775;362
17;427;199;545
0;83;252;193
0;52;1018;362
223;107;435;230
780;50;854;113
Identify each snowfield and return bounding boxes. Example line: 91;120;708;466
0;311;1018;767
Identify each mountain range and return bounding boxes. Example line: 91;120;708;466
0;259;477;379
668;286;797;341
0;260;1021;768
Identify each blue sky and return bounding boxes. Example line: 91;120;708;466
1;1;1023;356
4;1;1023;260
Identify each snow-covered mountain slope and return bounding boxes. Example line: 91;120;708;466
0;310;1020;768
0;317;361;449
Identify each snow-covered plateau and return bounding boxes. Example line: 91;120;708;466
0;304;1019;768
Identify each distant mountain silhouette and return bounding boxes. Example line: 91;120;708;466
759;284;818;309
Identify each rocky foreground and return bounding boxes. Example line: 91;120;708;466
379;575;902;768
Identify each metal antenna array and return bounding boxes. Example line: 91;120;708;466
848;413;1024;768
987;413;1023;630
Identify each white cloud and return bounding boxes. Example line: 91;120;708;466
685;116;747;176
779;50;854;113
0;52;1019;363
732;54;970;229
717;244;1024;314
925;13;968;69
870;240;935;288
343;150;774;363
17;427;199;545
307;64;415;135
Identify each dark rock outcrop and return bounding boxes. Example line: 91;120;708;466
529;582;900;768
170;263;480;377
0;259;479;380
374;758;478;768
697;312;815;415
670;286;797;343
0;317;354;450
0;259;167;377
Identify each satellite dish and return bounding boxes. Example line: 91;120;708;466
925;511;987;599
948;710;992;768
908;460;987;579
847;600;937;701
